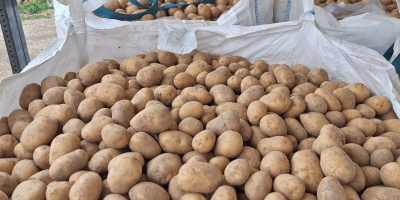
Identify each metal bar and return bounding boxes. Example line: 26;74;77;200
0;0;30;74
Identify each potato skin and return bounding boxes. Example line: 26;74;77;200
11;180;46;200
49;133;80;165
257;136;293;157
192;130;216;154
81;116;114;142
244;171;272;200
273;174;306;200
260;151;290;179
0;171;18;196
300;112;329;136
129;132;161;159
88;148;121;174
281;96;306;119
129;182;170;200
317;176;347;200
20;116;58;152
178;162;223;193
49;149;88;181
274;65;296;89
147;153;182;185
85;83;126;107
259;92;291;115
291;149;324;194
41;76;66;95
69;172;102;200
344;83;371;104
19;83;42;110
130;105;172;134
361;186;400;200
333;87;356;110
224;159;251;186
320;147;356;184
307;68;329;87
107;153;143;194
343;143;369;167
259;113;287;137
247;101;268;125
380;162;400;189
213;130;243;158
159;131;193;155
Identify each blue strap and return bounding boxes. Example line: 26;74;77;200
383;43;400;76
93;0;215;20
285;0;291;22
254;0;259;25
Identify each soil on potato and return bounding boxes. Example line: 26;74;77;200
0;13;57;81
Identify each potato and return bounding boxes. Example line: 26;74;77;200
77;62;109;87
129;132;160;159
76;97;103;122
259;92;291;114
259;113;287;137
214;130;243;158
325;111;346;128
147;153;182;185
63;89;85;110
103;194;128;200
178;162;223;193
244;171;272;200
172;94;197;109
344;83;371;104
131;88;155;113
370;118;385;136
20;116;57;152
28;169;53;185
27;100;46;119
181;86;213;105
294;73;308;86
266;84;290;95
169;175;188;200
101;124;129;149
196;71;208;85
206;110;240;136
88;148;121;174
19;83;41;110
292;83;318;95
289;64;309;76
307;68;328;87
248;127;265;148
85;83;126;107
13;143;32;160
260;72;276;89
260;151;290;179
341;127;366;145
158;131;193;155
186;60;211;79
66;79;84;92
0;135;18;158
135;65;164;88
41;76;66;95
11;180;46;200
333;87;356;110
80;140;99;159
236;146;261;170
370;149;394;169
46;181;72;200
304;93;328;114
129;182;170;200
226;75;242;94
361;186;400;200
0;158;18;174
377;109;398;120
0;117;10;137
345;118;376;137
312;124;345;155
215;102;247;121
320;147;356;184
9;111;33;134
103;0;119;10
178;117;203;137
246;101;268;126
120;57;148;76
33;145;50;170
81;116;114;142
174;72;195;89
69;172;102;200
314;88;341;111
101;74;128;90
363;136;396;155
317;176;346;200
291;149;324;194
285;118;308;142
380;162;400;189
281;96;306;119
183;193;207;200
361;166;382;187
12;160;40;183
69;171;89;184
383;119;400;134
320;81;337;93
192;130;216;153
49;149;88;181
345;164;366;193
354;104;375;119
223;159;251;186
178;101;204;120
107;153;143;194
240;76;261;93
274;65;296;89
342;109;362;123
264;192;287;200
184;4;198;14
300;112;329;136
211;186;236;199
273;174;306;200
208;85;236;106
205;66;231;89
237;85;264;108
130;104;172;134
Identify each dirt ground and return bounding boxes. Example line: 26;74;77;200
0;14;57;81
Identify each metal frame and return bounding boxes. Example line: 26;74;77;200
0;0;30;74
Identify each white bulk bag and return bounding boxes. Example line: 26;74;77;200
0;0;398;117
314;0;400;55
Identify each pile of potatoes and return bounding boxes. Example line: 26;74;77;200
315;0;400;18
1;49;400;200
102;0;239;21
